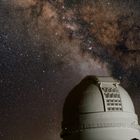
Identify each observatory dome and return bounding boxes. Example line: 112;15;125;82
61;76;140;140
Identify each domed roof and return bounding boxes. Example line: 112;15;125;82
63;76;135;121
61;76;140;140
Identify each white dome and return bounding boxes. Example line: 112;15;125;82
61;76;140;140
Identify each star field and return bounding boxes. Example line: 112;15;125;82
0;0;140;140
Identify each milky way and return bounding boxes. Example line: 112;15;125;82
0;0;140;140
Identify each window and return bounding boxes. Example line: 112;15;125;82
101;87;123;112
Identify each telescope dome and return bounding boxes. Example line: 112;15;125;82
61;76;140;140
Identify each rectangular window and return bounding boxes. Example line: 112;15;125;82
101;86;123;112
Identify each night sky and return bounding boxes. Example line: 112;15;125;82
0;0;140;140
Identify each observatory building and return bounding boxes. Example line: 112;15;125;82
61;76;140;140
